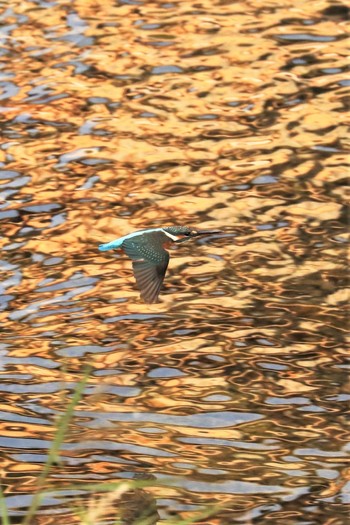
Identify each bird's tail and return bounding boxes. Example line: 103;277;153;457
99;239;122;251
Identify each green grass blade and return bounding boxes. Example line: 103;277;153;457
22;366;91;525
0;484;11;525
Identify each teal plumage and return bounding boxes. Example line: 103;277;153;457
99;226;220;303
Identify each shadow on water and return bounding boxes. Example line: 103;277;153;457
0;0;348;523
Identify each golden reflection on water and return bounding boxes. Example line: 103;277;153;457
0;0;348;523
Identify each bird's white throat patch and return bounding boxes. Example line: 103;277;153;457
161;229;179;241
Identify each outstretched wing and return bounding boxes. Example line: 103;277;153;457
122;232;170;303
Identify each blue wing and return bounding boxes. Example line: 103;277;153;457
122;233;169;303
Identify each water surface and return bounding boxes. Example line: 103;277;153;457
0;0;348;523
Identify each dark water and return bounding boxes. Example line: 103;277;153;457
0;0;349;523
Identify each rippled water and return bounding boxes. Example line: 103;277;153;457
0;0;349;523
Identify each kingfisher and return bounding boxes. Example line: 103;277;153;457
99;226;220;304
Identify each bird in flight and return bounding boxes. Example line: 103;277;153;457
99;226;220;303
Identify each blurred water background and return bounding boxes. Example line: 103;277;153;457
0;0;348;523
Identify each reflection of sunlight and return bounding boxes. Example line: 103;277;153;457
0;0;347;522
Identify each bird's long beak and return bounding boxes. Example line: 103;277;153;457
192;229;221;236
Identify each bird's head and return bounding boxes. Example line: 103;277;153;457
164;226;221;242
